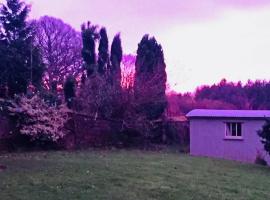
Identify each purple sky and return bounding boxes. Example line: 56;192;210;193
7;0;270;92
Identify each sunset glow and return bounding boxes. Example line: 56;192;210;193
21;0;270;92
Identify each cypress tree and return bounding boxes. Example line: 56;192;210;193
81;21;98;76
98;27;109;75
110;33;122;87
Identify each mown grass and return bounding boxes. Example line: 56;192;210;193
0;150;269;200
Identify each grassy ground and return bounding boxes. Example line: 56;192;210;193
0;150;269;200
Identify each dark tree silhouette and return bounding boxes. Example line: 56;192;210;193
244;80;270;109
110;33;122;87
194;79;270;110
81;21;99;76
0;0;44;97
64;75;76;108
134;34;167;120
258;119;270;156
98;27;109;75
33;16;83;90
81;73;86;86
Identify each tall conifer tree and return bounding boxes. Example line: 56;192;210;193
110;33;122;87
98;27;109;75
134;34;167;120
81;21;98;76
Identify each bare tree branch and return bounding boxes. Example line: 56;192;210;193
32;16;83;89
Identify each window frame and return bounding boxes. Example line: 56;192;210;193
224;121;243;140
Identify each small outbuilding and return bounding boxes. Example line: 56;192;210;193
187;109;270;163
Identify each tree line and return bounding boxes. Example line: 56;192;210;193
0;0;167;148
167;79;270;116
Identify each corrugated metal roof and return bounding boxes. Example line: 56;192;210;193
186;109;270;118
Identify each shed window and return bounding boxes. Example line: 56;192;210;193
225;122;242;139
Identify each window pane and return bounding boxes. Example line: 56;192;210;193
237;123;242;136
225;122;242;138
226;123;231;136
231;123;237;136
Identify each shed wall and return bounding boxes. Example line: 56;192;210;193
190;118;270;163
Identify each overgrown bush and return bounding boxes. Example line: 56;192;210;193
162;121;190;152
77;75;121;119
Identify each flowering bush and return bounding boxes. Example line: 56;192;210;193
9;95;70;142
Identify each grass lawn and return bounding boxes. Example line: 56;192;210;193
0;150;269;200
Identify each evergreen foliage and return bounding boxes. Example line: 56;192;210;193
81;21;99;76
110;33;122;87
64;75;76;109
98;27;109;75
134;34;167;120
258;119;270;156
0;0;44;97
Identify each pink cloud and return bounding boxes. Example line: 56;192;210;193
24;0;270;26
21;0;270;49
